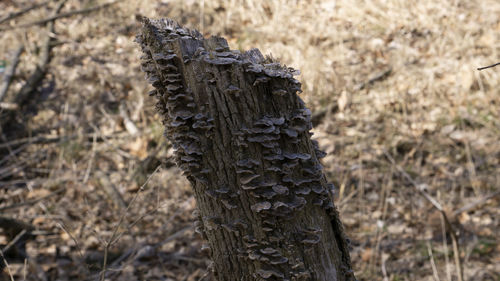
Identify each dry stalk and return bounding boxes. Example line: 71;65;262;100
0;249;15;281
427;241;442;281
54;221;91;276
99;165;161;281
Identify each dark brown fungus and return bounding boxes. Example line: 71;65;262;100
180;155;197;162
253;76;271;86
236;169;254;175
311;184;325;194
266;166;281;172
251;201;272;212
312;198;323;206
301;235;321;245
236;158;260;168
295;186;311;195
170;110;194;120
216;51;236;57
169;120;186;127
272;185;289;195
260;190;277;199
282;128;298;138
272;89;288;96
215;186;230;194
242;182;262;190
288;196;307;210
271;256;288;265
248;252;261;261
248;135;280;143
239;173;260;185
245;64;263;74
166;84;183;92
247;126;276;134
272;201;289;210
259;141;279;148
260;248;277;255
157;63;178;72
194;220;204;235
263;154;284;161
204;57;238;66
283;152;311;160
256;269;284;279
225;85;241;96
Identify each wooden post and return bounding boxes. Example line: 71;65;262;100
136;17;355;281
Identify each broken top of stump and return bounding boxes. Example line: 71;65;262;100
135;17;301;84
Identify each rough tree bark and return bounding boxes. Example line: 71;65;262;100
136;17;356;281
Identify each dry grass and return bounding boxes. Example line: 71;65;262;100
0;0;499;280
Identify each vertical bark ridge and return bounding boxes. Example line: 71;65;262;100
136;17;356;281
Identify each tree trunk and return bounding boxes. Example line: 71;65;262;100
136;17;356;281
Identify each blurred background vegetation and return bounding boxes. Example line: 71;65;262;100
0;0;499;280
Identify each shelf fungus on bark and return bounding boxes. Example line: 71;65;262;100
137;17;355;281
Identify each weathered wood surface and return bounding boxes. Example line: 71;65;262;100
136;17;355;281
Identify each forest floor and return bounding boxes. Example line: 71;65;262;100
0;0;499;280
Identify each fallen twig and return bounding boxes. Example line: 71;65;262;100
477;62;500;71
2;229;28;254
0;45;24;102
383;150;464;281
0;1;50;25
2;0;122;31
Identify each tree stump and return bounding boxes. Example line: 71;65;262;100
136;17;355;281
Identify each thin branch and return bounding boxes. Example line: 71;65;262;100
0;45;24;102
0;1;50;25
99;165;161;281
477;62;500;71
2;229;28;254
0;249;15;281
1;0;122;31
